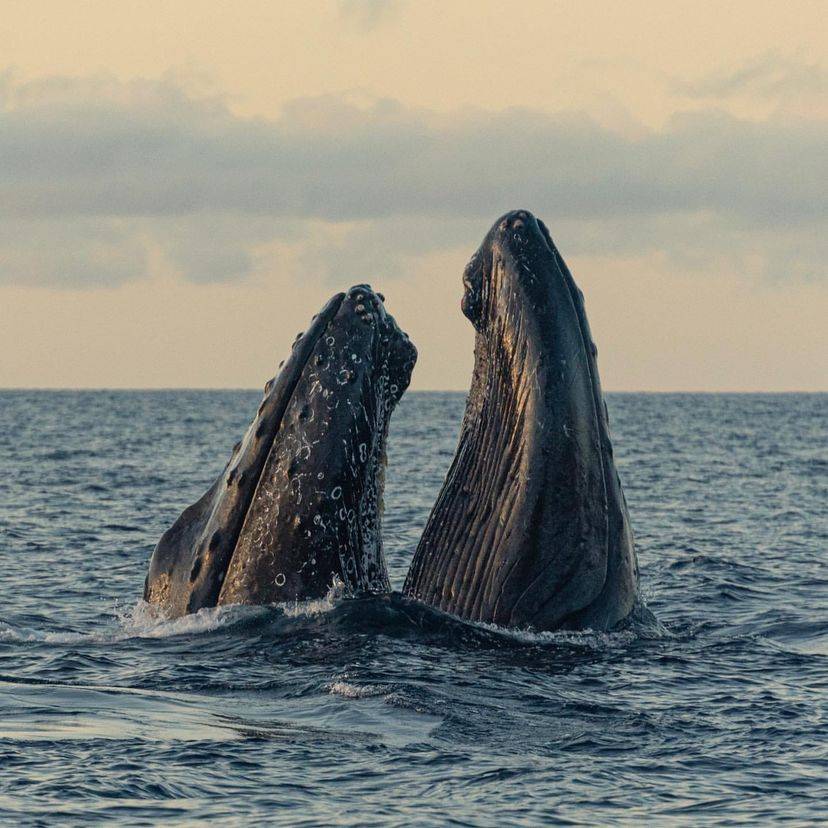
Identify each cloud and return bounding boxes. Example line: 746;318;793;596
675;52;828;102
337;0;404;32
0;70;825;287
0;217;147;287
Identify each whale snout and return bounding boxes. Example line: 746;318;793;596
497;209;534;232
462;209;554;327
492;209;549;250
336;284;417;399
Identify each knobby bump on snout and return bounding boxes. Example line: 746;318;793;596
144;286;416;619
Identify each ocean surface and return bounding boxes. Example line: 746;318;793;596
1;390;826;825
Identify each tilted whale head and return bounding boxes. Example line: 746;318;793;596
145;286;416;618
405;210;637;631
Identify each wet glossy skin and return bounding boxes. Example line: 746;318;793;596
144;286;416;618
404;210;638;631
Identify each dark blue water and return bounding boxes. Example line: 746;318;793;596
1;391;826;825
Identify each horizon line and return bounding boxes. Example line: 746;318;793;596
1;387;825;395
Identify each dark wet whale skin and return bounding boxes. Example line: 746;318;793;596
404;210;638;631
144;286;416;618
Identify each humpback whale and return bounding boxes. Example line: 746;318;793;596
144;286;416;618
404;210;638;631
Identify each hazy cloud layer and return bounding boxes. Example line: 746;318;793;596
1;70;825;287
337;0;404;31
675;52;828;103
0;217;147;287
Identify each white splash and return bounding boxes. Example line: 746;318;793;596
116;601;266;639
471;620;639;649
280;576;346;618
1;620;103;645
1;576;348;648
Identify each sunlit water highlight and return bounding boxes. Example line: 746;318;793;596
0;391;825;824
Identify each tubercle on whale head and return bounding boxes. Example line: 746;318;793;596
263;283;415;421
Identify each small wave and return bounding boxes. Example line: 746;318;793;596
0;621;91;646
115;579;346;638
1;605;256;646
0;622;28;643
469;620;637;649
2;582;349;648
467;599;667;648
328;680;392;699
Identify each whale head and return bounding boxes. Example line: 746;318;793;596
145;286;416;617
405;210;637;631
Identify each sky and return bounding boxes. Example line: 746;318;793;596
1;0;826;390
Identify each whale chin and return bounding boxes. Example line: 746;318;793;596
145;285;416;619
403;210;638;632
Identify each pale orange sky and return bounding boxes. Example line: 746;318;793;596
1;0;826;390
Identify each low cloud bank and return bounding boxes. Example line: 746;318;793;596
1;72;825;286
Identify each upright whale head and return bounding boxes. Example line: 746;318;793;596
145;286;416;618
404;210;637;631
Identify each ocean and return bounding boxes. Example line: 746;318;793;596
1;390;826;825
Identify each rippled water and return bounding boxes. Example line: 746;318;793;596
1;391;826;824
